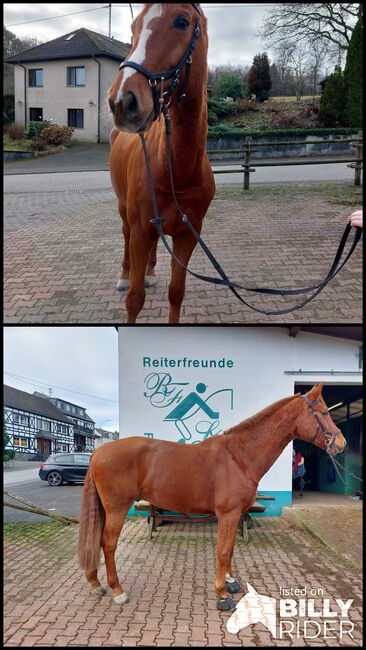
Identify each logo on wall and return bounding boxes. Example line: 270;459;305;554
143;372;234;443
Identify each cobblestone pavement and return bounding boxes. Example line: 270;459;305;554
4;182;362;323
4;517;362;647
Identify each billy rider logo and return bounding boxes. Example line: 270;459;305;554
226;583;355;641
143;373;233;443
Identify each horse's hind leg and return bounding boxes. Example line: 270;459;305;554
145;238;158;287
86;569;106;596
102;506;131;603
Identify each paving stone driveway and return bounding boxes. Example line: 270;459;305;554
4;517;362;647
4;182;362;323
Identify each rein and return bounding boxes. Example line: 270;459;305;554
123;5;362;316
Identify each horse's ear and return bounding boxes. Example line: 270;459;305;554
308;383;323;397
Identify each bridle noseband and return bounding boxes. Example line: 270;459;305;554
119;5;201;120
301;395;339;451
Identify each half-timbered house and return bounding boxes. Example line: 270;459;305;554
33;393;96;452
4;385;75;459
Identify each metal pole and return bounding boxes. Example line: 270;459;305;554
243;136;251;191
354;130;363;186
108;3;112;37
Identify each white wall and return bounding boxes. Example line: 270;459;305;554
118;327;361;494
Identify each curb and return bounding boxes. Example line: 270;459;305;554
283;509;360;572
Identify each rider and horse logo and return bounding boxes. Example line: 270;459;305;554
143;372;233;443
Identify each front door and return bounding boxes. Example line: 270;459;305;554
37;438;51;457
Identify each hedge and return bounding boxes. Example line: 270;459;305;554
207;125;360;138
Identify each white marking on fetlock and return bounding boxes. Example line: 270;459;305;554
117;278;129;291
225;573;236;583
91;586;106;596
113;592;129;605
145;275;157;287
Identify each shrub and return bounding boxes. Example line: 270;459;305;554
319;71;347;127
269;111;304;129
41;124;74;145
3;112;11;125
207;110;218;126
26;120;51;139
28;136;47;152
236;98;261;112
4;449;15;461
7;122;25;140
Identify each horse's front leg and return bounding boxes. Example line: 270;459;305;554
169;230;199;323
215;511;242;610
125;228;151;323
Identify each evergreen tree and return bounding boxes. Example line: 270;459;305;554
247;53;272;101
319;70;347;127
218;73;246;100
343;17;362;127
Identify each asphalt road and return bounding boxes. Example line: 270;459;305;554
3;162;355;196
4;476;84;523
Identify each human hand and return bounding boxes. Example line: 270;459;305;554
348;209;363;228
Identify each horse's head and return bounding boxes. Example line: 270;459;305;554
108;3;206;133
294;383;346;455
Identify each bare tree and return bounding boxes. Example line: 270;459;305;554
261;4;360;52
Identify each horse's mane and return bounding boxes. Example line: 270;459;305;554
223;393;300;436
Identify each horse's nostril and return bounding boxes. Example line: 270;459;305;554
125;91;138;116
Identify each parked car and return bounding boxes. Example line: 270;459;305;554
39;452;91;486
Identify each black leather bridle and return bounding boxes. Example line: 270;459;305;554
119;4;202;120
301;395;340;450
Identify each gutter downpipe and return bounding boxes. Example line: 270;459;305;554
92;55;101;143
18;61;27;128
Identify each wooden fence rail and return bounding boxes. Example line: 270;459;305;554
208;132;363;190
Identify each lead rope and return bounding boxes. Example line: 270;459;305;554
140;107;362;316
326;451;363;493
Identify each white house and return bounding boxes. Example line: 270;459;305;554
5;28;131;143
118;326;362;516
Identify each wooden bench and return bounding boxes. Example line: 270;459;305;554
134;494;274;544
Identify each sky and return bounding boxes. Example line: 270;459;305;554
4;327;119;433
4;2;275;68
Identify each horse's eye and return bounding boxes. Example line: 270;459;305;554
174;16;190;30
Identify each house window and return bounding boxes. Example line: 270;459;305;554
57;401;63;409
13;436;28;448
68;109;84;129
37;419;51;431
29;107;43;121
56;424;68;434
58;443;69;453
65;403;71;411
13;413;29;426
79;408;84;416
29;69;43;87
71;406;76;414
67;66;85;86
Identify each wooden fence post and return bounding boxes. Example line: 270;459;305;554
354;130;363;186
243;136;251;190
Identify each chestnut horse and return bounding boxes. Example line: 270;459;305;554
108;4;215;323
78;383;346;610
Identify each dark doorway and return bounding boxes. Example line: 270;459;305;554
294;383;362;495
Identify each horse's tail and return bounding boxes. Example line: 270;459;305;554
78;462;105;572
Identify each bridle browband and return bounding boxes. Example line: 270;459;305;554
301;395;339;451
119;4;202;120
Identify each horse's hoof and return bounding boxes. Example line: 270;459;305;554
113;592;129;605
217;597;235;611
145;275;157;288
117;278;129;291
226;580;241;594
90;586;106;596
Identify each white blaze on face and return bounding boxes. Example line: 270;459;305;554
116;3;163;103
